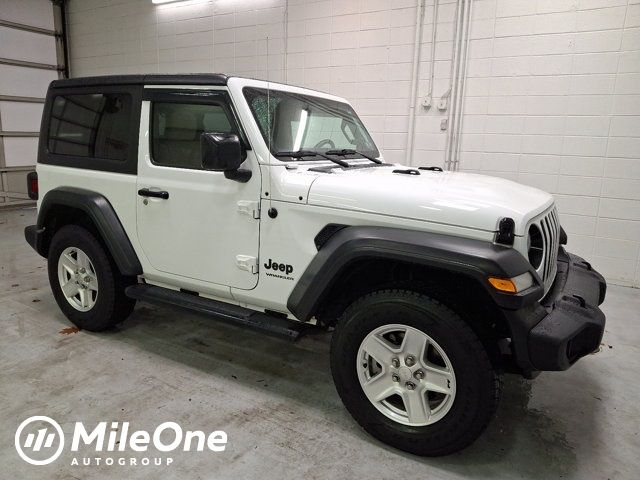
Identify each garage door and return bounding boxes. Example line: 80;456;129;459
0;0;66;208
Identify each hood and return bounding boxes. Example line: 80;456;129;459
307;166;554;235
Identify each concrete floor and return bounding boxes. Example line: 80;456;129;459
1;207;639;480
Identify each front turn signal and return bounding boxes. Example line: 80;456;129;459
488;277;517;293
488;272;535;293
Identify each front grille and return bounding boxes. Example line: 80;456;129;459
529;207;560;292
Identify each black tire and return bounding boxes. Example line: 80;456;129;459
47;225;136;331
330;289;501;456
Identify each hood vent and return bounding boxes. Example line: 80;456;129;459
392;168;420;175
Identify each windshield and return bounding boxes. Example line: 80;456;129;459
243;87;379;160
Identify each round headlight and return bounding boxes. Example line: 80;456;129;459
528;224;543;269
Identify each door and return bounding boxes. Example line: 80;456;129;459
136;89;261;290
0;1;60;208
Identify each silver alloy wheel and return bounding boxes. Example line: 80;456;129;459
357;324;457;426
57;246;99;312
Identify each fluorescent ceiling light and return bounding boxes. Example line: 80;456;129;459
152;0;208;5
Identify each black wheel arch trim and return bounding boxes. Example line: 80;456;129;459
34;187;142;276
287;226;542;321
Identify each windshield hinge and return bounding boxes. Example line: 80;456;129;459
237;200;260;219
236;255;259;274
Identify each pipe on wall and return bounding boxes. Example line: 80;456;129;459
451;0;473;171
284;0;289;83
424;0;439;109
405;0;426;166
444;0;464;171
444;0;473;171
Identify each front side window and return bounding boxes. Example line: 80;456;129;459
151;102;236;169
243;87;379;159
48;93;132;160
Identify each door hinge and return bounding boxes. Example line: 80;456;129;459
237;200;260;219
236;255;259;274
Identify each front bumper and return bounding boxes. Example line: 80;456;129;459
506;248;606;374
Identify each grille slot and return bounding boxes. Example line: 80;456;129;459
530;207;560;292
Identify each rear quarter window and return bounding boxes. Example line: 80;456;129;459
47;93;133;161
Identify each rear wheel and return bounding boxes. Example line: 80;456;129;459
330;289;501;456
48;225;136;331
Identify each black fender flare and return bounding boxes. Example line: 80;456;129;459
35;187;142;276
287;226;542;321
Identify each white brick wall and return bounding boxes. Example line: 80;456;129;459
67;0;640;287
458;0;640;287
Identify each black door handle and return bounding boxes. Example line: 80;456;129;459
138;188;169;199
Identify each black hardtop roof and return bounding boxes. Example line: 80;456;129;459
49;73;230;89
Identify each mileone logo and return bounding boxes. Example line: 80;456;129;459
15;416;227;467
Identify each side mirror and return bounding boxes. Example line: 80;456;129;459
201;132;251;182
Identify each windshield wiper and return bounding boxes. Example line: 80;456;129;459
325;148;383;164
274;150;350;168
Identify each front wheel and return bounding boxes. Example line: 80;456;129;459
330;289;501;456
48;225;136;331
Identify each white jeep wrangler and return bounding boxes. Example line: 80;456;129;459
25;74;607;456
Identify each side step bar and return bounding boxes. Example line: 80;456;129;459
125;284;308;340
